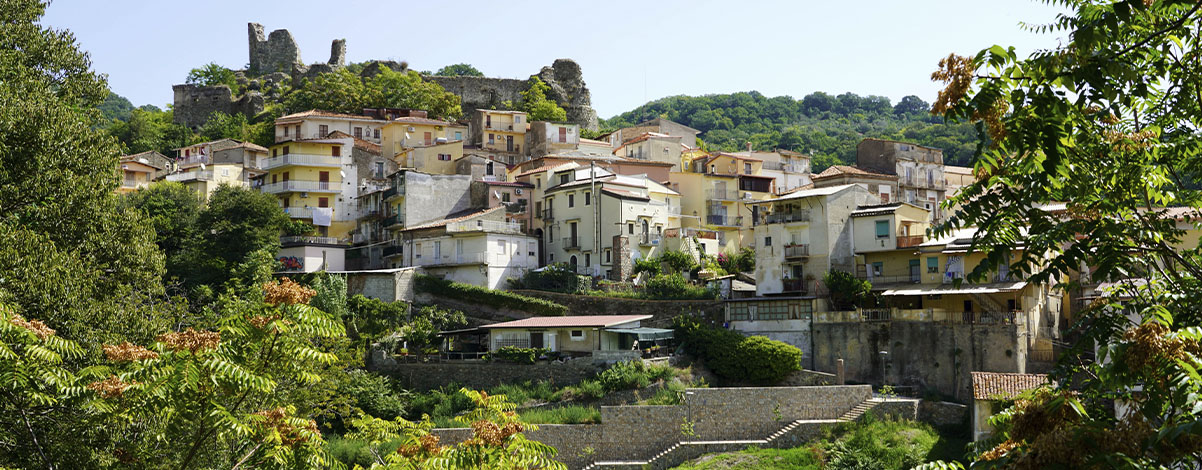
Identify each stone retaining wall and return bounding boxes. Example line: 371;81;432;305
919;400;969;427
511;290;725;326
373;358;598;391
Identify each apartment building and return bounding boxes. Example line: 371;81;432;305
755;149;812;194
117;152;166;194
167;139;268;200
379;112;467;173
274;109;389;143
749;184;879;301
396;206;540;289
526;121;580;159
379;170;475;267
602;117;700;151
541;167;682;278
669;152;775;251
510;154;674;184
811;165;899;203
470;109;528;166
613;132;684;170
855;138;946;220
470;180;534;230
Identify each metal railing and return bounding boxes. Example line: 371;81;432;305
422;253;488;266
706;214;742;227
264;153;341;169
381;214;403;228
763;210;811;225
857;273;921;284
897;235;924;248
706;189;740;200
563;237;581;249
541;209;554;222
166;170;213;182
639;233;663;246
1030;349;1055;363
781;278;806;293
784;244;809;258
382;244;404;258
280;235;342;245
261;180;336;193
176;155;209;167
447;219;522;234
283;207;313;218
382;186;404;200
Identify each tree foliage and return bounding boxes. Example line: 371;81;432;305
604;91;979;169
923;0;1202;467
823;271;873;310
520;77;567;122
434;63;484;77
186;61;239;94
284;67;462;119
180;185;289;290
103;106;198;155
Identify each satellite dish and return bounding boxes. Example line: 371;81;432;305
404;133;411;140
339;170;346;178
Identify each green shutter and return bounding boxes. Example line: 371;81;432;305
875;220;889;238
927;257;938;272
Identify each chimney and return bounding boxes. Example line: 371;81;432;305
612;235;631;281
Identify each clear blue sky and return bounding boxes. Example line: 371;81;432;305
42;0;1066;118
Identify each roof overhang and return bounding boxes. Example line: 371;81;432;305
881;281;1028;296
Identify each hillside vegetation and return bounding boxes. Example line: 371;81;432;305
603;91;981;170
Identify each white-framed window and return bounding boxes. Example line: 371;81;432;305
570;330;584;340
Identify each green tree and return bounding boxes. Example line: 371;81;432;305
285;68;462;120
346;294;409;341
182;185;288;289
823;271;872;310
397;306;465;360
120;182;203;281
434;63;484;77
105;106;198;155
918;0;1202;468
520;77;567;122
186;61;239;94
98;90;134;121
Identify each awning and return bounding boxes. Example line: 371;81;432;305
604;327;675;341
881;281;1028;296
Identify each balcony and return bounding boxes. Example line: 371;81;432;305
784;244;809;259
280;235;343;246
896;235;924;248
857;273;921;284
383;244;404;258
166;170;213;182
382;186;405;200
360;208;383;219
781;278;806;294
261;180;337;194
120;178;141;189
706;214;742;227
283;207;313;218
422;253;488;266
563;236;581;250
177;155;209;167
639;233;663;246
541;209;554;222
706;189;740;201
762;210;811;225
264;153;342;169
382;214;403;229
447;219;522;234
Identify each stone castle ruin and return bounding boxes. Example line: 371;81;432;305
173;22;599;131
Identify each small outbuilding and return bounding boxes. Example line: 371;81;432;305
970;371;1051;441
478;315;670;355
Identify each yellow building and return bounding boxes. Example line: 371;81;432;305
264;138;353;239
668;152;775;251
116;153;165;194
380;115;467;174
470;109;528;165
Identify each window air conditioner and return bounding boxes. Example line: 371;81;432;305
300;192;309;198
407;126;416;132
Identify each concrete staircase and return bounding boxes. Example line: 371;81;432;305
579;399;880;470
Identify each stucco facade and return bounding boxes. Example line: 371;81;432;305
856;138;946;221
398;207;539;289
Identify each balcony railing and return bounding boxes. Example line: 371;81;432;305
383;244;404;258
781;278;806;293
784;244;809;258
639;233;663;246
283;207;313;218
857;273;921;284
706;215;742;227
166;170;213;182
382;186;405;200
176;155;209;167
382;214;403;228
422;253;488;266
261;180;337;194
121;179;140;188
264;153;342;169
541;209;554;222
706;189;740;201
896;235;924;248
447;220;522;234
562;237;582;249
280;235;342;245
762;210;811;225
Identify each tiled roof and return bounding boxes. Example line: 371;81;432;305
400;206;504;232
475;109;527;115
614;132;678;151
601;187;650;201
480;180;533;188
276;109;384;122
514;162;577;179
971;372;1050;400
779;184;815;195
481;315;652;329
714;152;764;162
390;116;462;127
325;130;382;154
812;165;896;180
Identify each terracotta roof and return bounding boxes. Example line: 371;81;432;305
812;165;896;181
714;152;764;162
514;162;577;179
481;315;652;329
400;206;505;232
601;187;650;201
475;109;527;115
779;183;814;195
390;116;462;127
276;109;384;122
859;137;942;152
228;141;269;152
614;132;679;151
324;130;382;154
480;180;533;188
971;372;1050;400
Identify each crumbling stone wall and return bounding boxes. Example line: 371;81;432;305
171;84;264;131
425;59;600;130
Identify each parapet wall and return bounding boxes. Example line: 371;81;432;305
371;357;599;392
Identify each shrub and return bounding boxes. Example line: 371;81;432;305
644;274;718;300
345;294;408;341
340;370;408;420
415;274;567;316
517;405;601;425
596;360;653;391
658;250;697;274
674;316;801;384
489;346;548;364
491;380;562;406
508;264;592;293
633;257;662;276
824;271;873;310
568;379;605;399
717;247;756;274
407;384;474;421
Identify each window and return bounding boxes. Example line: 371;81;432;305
486;115;491;128
294;125;299;136
559;174;569;185
875;220;889;239
548;253;554;262
283;126;289;137
455;131;462;140
585;253;590;266
605;249;611;263
764;236;772;247
501;192;511;203
282;171;289;181
374;162;384;178
744;162;752;174
415;243;421;258
570;330;584;340
568;194;575;207
272;148;278;157
374;129;380;139
423;132;432;146
927;257;939;273
628;223;634;234
332;145;340;157
872;262;883;276
318;197;329;208
488;134;495;145
536;177;541;189
584;192;591;205
283;146;289;155
318;125;328;137
354;127;363;139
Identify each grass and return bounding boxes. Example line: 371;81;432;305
671;413;969;470
517;405;602;425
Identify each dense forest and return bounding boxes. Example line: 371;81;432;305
601;91;983;170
